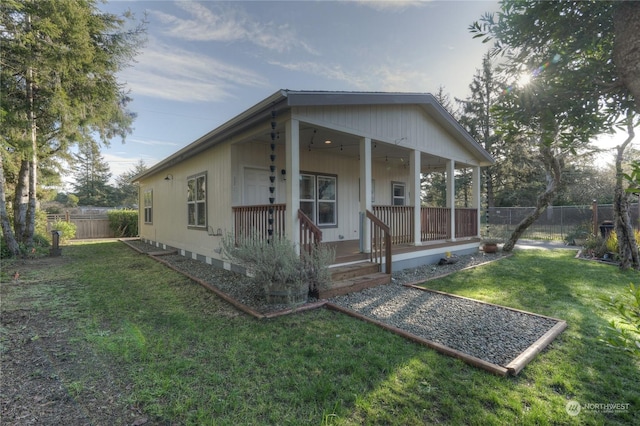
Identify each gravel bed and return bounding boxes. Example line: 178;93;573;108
123;239;559;366
328;285;558;366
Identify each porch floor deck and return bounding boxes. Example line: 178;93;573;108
325;238;482;265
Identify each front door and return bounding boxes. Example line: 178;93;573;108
243;167;272;205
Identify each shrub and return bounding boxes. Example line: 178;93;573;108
564;222;592;245
602;283;640;359
35;209;48;238
0;236;13;259
221;233;334;304
302;244;335;297
50;220;77;244
583;234;608;259
107;210;138;237
33;233;50;248
606;230;618;255
45;205;62;214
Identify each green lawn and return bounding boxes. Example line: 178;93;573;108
2;242;639;425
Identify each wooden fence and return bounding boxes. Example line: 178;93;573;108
47;213;113;239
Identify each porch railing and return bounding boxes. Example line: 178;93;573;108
232;204;286;242
233;203;477;254
373;206;478;243
421;207;452;241
366;210;392;275
298;209;322;256
455;208;478;238
372;205;413;244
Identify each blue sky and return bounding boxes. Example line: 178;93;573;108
94;0;623;184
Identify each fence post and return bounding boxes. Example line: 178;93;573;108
592;200;598;235
560;206;564;240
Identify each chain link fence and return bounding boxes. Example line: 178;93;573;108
484;202;640;241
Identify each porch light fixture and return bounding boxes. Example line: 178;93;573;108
164;174;173;181
281;169;286;181
324;140;332;144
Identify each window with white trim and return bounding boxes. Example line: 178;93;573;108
300;173;337;227
143;190;153;224
187;173;207;228
392;182;405;206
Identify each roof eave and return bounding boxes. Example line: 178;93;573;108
132;90;289;183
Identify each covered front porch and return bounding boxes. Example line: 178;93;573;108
226;92;492;291
232;203;480;266
232;202;482;298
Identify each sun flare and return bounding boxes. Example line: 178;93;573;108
517;72;532;88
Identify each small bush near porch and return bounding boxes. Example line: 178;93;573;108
1;243;638;425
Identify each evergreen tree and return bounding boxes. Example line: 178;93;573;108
456;53;505;208
113;160;147;207
71;141;112;207
433;85;455;117
0;0;145;255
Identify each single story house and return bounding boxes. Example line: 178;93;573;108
133;90;494;292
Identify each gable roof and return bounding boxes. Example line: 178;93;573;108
133;90;493;182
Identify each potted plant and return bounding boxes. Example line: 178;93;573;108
481;239;500;253
222;233;333;305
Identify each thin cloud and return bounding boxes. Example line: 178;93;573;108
369;65;433;92
128;137;180;148
149;2;319;55
270;59;433;93
269;60;368;89
121;38;268;102
356;0;429;12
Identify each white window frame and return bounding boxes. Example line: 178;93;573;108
392;182;406;206
187;172;207;228
300;172;337;228
143;190;153;224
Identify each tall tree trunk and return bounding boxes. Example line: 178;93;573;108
25;13;37;247
0;153;20;257
613;118;639;270
614;2;640;112
13;160;29;243
503;144;563;252
484;168;495;208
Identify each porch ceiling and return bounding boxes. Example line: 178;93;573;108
245;124;465;172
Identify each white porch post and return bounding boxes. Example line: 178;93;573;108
472;165;482;237
410;150;421;245
359;137;372;253
446;159;456;241
285;119;300;254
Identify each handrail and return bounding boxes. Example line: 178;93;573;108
298;209;322;256
366;210;392;275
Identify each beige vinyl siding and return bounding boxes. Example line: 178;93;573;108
138;142;233;260
231;142;287;206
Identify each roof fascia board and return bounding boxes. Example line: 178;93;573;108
418;101;495;165
285;91;431;107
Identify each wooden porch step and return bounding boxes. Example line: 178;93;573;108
319;271;391;299
330;261;380;281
